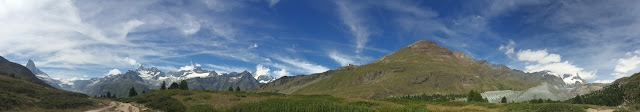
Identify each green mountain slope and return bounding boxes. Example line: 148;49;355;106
573;72;640;110
253;40;566;98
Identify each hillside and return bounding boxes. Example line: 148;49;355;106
0;56;50;87
0;56;102;111
572;72;640;111
253;40;576;98
0;72;99;111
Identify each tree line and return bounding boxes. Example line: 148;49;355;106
98;80;247;98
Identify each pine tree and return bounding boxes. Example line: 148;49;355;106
179;80;188;90
467;90;485;102
160;81;167;90
574;94;583;104
501;96;507;103
228;86;234;91
168;82;179;89
129;87;138;97
142;91;146;94
235;86;241;91
106;92;111;99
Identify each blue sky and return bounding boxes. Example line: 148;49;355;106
1;0;640;83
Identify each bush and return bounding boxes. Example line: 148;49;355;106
348;101;379;107
146;98;186;112
377;105;431;112
121;91;186;112
228;98;373;112
0;93;25;110
36;96;94;109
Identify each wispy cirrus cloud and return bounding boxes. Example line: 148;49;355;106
334;0;372;54
0;0;293;79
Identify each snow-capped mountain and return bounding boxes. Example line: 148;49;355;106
55;63;266;97
25;59;61;88
255;75;275;83
539;70;587;87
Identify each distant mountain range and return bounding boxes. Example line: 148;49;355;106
27;61;274;97
253;40;602;102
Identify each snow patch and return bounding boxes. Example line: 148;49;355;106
183;72;210;79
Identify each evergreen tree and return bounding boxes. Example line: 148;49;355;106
501;96;507;103
168;82;179;89
179;80;188;90
466;90;486;102
573;94;583;104
142;91;146;94
160;81;167;90
106;92;111;99
129;87;138;97
228;86;234;91
112;94;117;99
235;86;241;91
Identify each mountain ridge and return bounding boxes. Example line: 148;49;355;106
252;40;589;99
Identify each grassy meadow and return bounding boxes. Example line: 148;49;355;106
120;89;610;112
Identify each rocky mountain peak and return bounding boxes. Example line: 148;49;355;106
407;40;453;55
26;59;36;69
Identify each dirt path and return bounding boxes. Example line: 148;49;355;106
85;101;149;112
85;101;117;112
587;108;614;112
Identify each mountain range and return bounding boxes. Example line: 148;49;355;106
252;40;601;101
23;40;605;102
28;61;274;97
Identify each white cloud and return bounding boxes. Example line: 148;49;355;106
594;79;614;83
328;50;372;66
614;55;640;73
273;69;290;78
53;77;85;86
179;64;196;71
254;64;271;79
510;48;597;83
273;56;329;74
499;40;515;55
524;61;596;79
335;0;370;53
123;57;140;66
329;51;355;66
0;0;269;79
203;64;248;74
516;49;561;64
106;68;121;76
268;0;280;8
611;52;640;78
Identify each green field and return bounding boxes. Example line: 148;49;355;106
121;89;608;112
